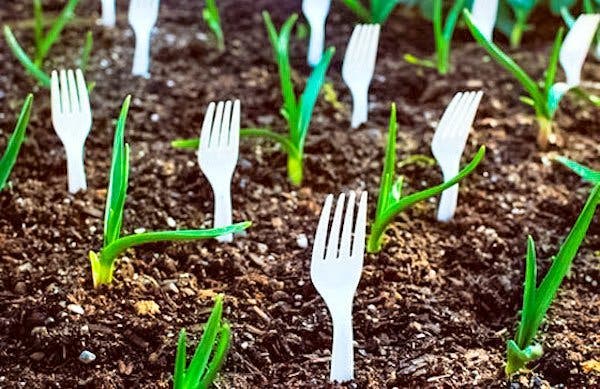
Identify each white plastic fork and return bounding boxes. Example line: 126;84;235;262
431;91;483;222
311;191;368;382
471;0;498;41
198;100;241;243
342;24;380;129
302;0;331;67
128;0;160;78
101;0;116;27
51;69;92;194
559;14;600;88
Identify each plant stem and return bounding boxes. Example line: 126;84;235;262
287;154;303;186
510;10;528;49
536;116;555;149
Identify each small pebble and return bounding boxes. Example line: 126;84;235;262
151;113;160;122
67;304;85;315
30;352;45;361
296;234;308;249
166;217;176;228
257;243;268;254
79;350;96;364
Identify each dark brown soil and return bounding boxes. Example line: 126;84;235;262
1;0;599;388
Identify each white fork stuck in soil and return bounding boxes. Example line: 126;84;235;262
431;91;483;222
311;191;368;382
302;0;331;67
342;24;380;128
198;100;241;243
51;69;92;194
128;0;160;78
559;14;600;88
470;0;498;41
101;0;116;27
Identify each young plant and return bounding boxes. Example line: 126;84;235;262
340;0;402;24
495;0;537;48
367;103;486;253
0;94;34;191
506;183;600;375
172;13;334;186
173;294;231;389
555;156;600;184
202;0;225;51
404;0;466;75
88;96;251;287
464;9;571;148
3;0;92;88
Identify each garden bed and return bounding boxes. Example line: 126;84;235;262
0;0;599;387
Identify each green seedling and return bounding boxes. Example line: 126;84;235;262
495;0;537;48
506;183;600;375
555;156;600;184
173;13;334;186
340;0;402;24
367;103;486;253
173;294;231;389
0;94;34;191
464;9;573;148
404;0;466;75
89;96;251;287
3;0;92;88
202;0;225;51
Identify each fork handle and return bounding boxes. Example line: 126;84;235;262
330;311;354;382
66;147;87;194
437;183;459;222
307;20;326;67
132;30;152;78
350;87;369;128
214;190;233;243
101;0;116;27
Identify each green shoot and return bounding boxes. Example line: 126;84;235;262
367;103;486;253
0;94;34;191
555;156;600;184
173;14;334;186
404;0;466;75
464;9;572;148
202;0;225;51
173;294;231;389
3;0;92;88
340;0;401;24
79;31;94;72
89;96;251;287
496;0;538;48
506;183;600;375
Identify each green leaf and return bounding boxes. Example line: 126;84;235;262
507;0;537;12
184;294;225;388
263;12;299;132
549;0;576;15
173;329;187;389
33;0;43;55
506;340;543;375
202;0;225;51
368;145;486;252
543;28;565;98
375;103;398;220
390;176;404;202
79;31;93;72
35;0;80;65
103;96;132;247
3;25;51;87
370;0;400;23
403;53;437;68
463;9;547;115
515;236;538;348
555;156;600;184
296;46;335;151
341;0;373;22
197;323;231;388
0;94;33;191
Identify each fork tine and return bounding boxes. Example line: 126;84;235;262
338;191;356;259
365;25;380;72
434;92;462;141
345;25;361;63
209;101;224;148
312;194;334;262
75;69;90;113
219;101;233;148
454;91;481;138
229;100;241;149
450;92;476;138
355;25;370;65
325;193;346;261
59;70;70;114
200;102;216;151
67;69;80;113
51;70;61;117
352;192;368;259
